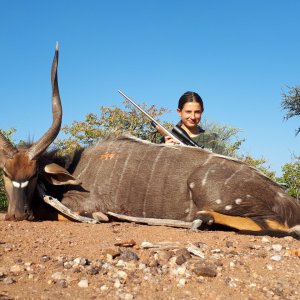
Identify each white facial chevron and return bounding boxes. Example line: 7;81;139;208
12;181;29;189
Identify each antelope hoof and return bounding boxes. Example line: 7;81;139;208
92;212;109;222
78;211;109;222
192;212;215;230
288;225;300;239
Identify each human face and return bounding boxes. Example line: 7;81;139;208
177;102;203;130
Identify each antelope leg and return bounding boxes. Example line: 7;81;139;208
196;210;263;231
107;212;193;228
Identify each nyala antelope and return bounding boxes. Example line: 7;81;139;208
1;44;300;239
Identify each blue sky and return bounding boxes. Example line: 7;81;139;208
1;0;299;175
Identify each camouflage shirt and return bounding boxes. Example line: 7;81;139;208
191;131;223;154
176;122;224;154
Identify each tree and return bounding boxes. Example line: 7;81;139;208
240;156;276;181
281;85;300;135
277;157;300;201
54;101;171;154
0;128;16;211
203;121;244;157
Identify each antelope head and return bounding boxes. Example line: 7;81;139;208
0;43;62;220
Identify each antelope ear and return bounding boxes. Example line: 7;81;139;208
43;163;81;186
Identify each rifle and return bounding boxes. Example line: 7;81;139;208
118;90;202;147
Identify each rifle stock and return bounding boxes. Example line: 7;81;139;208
118;90;202;147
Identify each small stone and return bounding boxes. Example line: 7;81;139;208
177;278;186;287
3;277;15;284
140;241;154;249
114;278;121;288
158;250;172;265
73;257;88;266
57;279;68;288
63;262;73;269
105;249;121;261
100;285;108;291
262;237;270;243
123;293;134;300
78;279;89;288
175;248;192;259
119;251;139;262
139;251;151;265
211;248;222;253
73;258;81;265
225;276;238;288
41;255;51;262
86;266;99;275
192;263;217;277
117;270;128;280
51;272;65;281
175;255;187;265
272;244;283;252
10;264;24;274
226;241;234;248
176;266;186;276
266;264;273;270
271;255;282;261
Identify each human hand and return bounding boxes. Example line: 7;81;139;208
164;135;180;145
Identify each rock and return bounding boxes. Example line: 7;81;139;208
124;293;134;300
175;255;187;265
157;250;172;265
114;278;122;288
140;241;154;249
177;278;187;287
78;279;89;288
266;264;273;270
261;237;270;243
99;284;109;291
57;279;68;288
192;263;217;277
270;255;282;261
226;241;234;248
86;266;100;275
119;251;139;262
3;277;15;285
41;255;51;262
73;257;89;266
105;249;121;261
271;244;283;252
51;272;65;281
186;244;205;258
10;264;24;275
175;248;192;259
116;270;128;281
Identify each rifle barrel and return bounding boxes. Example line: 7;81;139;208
118;90;184;145
118;90;159;126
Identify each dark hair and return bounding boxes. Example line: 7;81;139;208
178;91;204;112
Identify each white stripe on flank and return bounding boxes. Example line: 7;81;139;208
224;165;243;185
143;147;165;216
